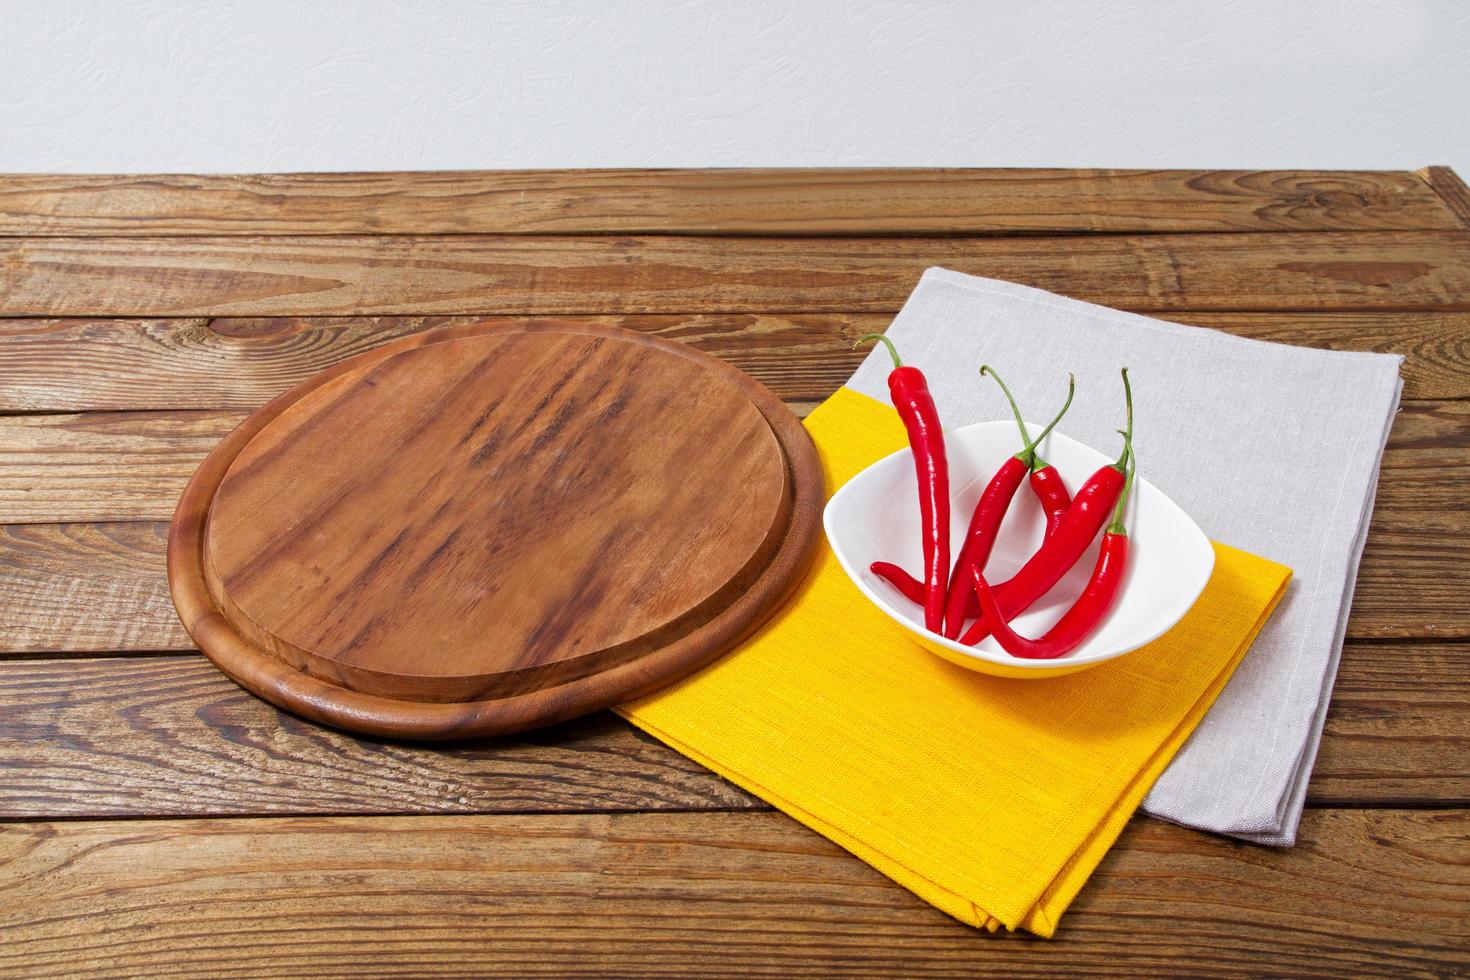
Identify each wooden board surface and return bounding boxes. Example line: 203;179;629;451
169;322;822;738
1;168;1467;975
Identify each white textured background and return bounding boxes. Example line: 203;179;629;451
2;0;1467;174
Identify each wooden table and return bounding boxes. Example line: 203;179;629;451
2;168;1467;977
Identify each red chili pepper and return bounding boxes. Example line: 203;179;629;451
869;560;927;606
959;368;1134;647
858;334;950;633
1030;465;1071;539
940;369;1074;638
873;560;987;618
870;372;1073;626
1020;385;1074;540
871;471;1091;626
976;450;1135;659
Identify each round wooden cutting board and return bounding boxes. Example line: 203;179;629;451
167;321;823;739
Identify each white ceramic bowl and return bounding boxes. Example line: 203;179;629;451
824;421;1215;678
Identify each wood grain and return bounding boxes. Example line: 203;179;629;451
4;232;1470;317
168;322;823;738
1418;166;1470;229
199;327;790;699
0;809;1464;977
3;310;1469;413
1311;642;1470;805
0;522;185;652
0;655;754;818
0;411;246;524
0;640;1459;820
1350;401;1470;640
0;314;872;410
1;169;1459;237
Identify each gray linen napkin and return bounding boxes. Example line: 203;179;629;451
848;268;1402;845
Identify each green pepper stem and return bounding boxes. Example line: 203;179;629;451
1026;373;1075;472
856;333;902;369
1112;367;1133;470
983;366;1073;468
1107;447;1136;535
981;365;1033;459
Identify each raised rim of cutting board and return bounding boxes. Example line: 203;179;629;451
166;319;824;740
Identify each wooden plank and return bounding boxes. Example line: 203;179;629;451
1351;400;1470;640
0;314;871;411
0;169;1459;237
3;232;1470;317
3;402;1465;642
1312;642;1470;805
0;522;183;652
1417;166;1470;229
0;656;752;819
3;310;1469;412
0;809;1464;976
0;411;246;524
1354;516;1470;642
0;639;1459;820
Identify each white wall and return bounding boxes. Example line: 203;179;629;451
3;0;1467;175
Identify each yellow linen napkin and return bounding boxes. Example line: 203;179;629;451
618;388;1291;936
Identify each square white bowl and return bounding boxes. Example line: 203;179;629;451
823;420;1215;678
